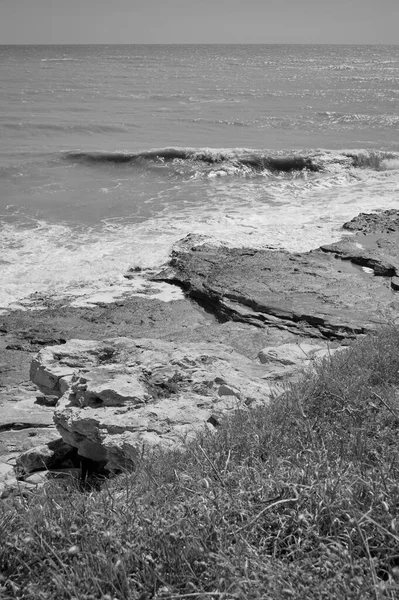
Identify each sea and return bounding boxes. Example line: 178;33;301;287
1;44;399;313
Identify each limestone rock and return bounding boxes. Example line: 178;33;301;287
0;388;55;434
0;427;59;462
258;343;320;366
31;338;273;471
35;395;58;407
153;236;397;338
16;438;74;474
71;368;147;408
258;342;342;379
30;339;105;396
320;240;396;277
343;210;399;234
0;462;18;499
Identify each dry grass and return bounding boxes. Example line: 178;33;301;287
2;326;399;599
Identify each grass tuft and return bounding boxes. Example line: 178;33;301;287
2;326;399;599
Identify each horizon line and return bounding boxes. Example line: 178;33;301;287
1;42;398;46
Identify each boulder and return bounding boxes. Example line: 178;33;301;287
31;338;275;471
29;339;103;397
35;395;58;407
0;427;60;464
16;438;74;474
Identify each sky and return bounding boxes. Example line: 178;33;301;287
0;0;398;45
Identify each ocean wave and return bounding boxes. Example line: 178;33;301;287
317;111;399;128
186;97;243;104
328;64;355;71
2;163;399;313
179;117;250;128
63;147;399;178
2;122;128;134
41;58;82;62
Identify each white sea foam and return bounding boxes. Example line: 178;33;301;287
0;221;180;313
1;164;399;313
41;58;81;62
380;158;399;171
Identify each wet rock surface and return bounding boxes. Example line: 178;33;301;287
153;234;396;338
343;210;399;234
320;234;399;273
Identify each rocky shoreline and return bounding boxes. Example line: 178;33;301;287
1;209;399;496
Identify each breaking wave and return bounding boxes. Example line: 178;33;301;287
63;147;399;178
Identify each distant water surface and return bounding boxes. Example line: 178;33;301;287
1;44;399;311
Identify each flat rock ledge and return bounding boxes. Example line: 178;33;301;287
152;226;399;338
29;337;336;473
